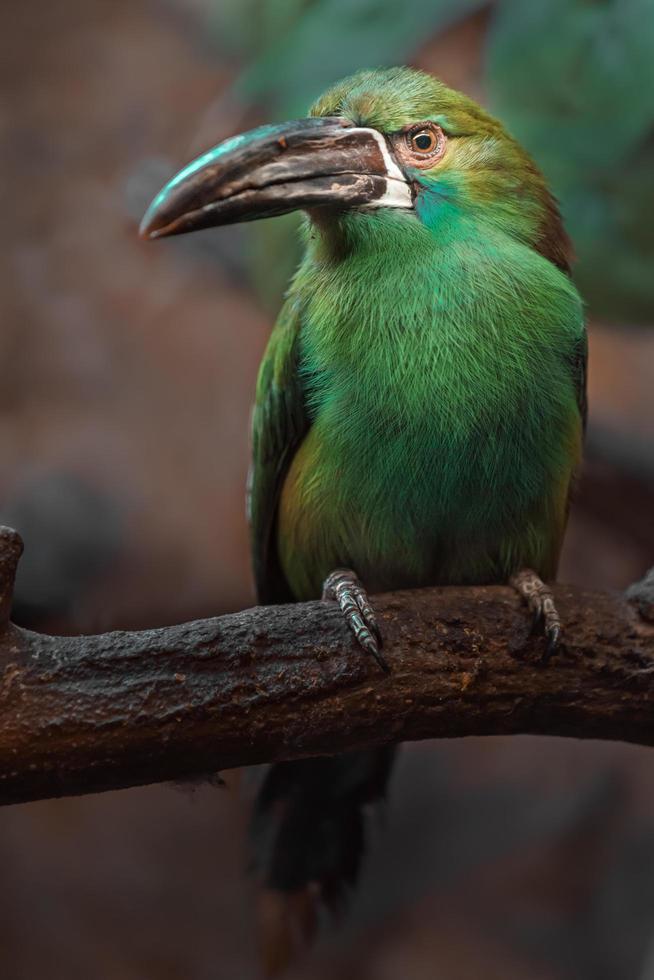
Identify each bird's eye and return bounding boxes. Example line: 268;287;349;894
392;123;446;170
410;129;437;153
398;123;446;168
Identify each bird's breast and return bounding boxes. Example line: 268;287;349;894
277;249;581;599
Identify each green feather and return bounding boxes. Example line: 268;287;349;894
249;294;308;603
250;68;586;602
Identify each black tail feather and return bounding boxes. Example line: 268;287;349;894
249;747;396;972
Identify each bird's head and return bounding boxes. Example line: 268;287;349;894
140;67;571;271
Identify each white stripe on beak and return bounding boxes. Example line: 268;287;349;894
355;128;413;210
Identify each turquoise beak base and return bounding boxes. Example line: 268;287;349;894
139;117;405;239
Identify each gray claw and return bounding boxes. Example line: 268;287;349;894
357;597;383;647
511;568;563;665
544;624;561;662
361;634;390;672
322;568;389;672
351;610;388;671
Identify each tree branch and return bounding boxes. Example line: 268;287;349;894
0;525;652;808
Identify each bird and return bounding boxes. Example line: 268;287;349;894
140;66;586;972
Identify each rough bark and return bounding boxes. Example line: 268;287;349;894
0;525;652;808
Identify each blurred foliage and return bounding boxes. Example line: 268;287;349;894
206;0;312;60
201;0;654;324
232;0;484;117
487;0;654;323
1;472;122;626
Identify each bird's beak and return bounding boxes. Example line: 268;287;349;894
139;116;412;239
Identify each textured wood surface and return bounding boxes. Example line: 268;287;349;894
0;525;652;807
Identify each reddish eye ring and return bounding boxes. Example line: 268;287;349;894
400;123;446;167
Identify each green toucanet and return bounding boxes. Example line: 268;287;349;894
141;66;586;969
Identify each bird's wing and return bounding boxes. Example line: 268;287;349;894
248;295;310;604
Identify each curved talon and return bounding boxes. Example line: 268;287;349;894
544;624;561;662
510;568;563;662
359;633;389;673
322;568;389;672
355;592;383;647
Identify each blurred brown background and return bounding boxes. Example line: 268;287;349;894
1;2;653;978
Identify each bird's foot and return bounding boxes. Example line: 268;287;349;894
322;568;388;672
510;568;562;663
